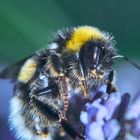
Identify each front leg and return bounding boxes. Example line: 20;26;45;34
58;76;69;119
106;70;117;94
61;119;85;140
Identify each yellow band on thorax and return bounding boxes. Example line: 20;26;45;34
66;26;105;52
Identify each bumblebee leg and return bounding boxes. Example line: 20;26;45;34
58;77;86;139
79;122;85;139
80;80;88;97
106;70;117;94
61;118;85;140
58;76;69;119
78;58;88;97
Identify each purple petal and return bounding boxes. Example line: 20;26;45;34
80;111;89;125
125;133;138;140
105;93;121;120
126;99;140;119
86;122;105;140
98;85;107;93
131;119;140;137
103;119;121;140
91;99;108;121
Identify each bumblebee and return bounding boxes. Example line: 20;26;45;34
1;26;139;140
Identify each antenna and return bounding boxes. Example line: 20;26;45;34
112;55;140;70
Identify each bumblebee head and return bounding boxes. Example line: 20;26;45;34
53;26;117;78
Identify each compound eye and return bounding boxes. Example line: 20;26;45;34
93;46;100;67
88;46;101;69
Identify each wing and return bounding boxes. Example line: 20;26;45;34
0;56;31;82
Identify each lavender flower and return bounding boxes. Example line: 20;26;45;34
80;85;140;140
125;91;140;139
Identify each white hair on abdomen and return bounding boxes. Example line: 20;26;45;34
9;96;52;140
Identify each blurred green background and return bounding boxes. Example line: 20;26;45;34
0;0;140;64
